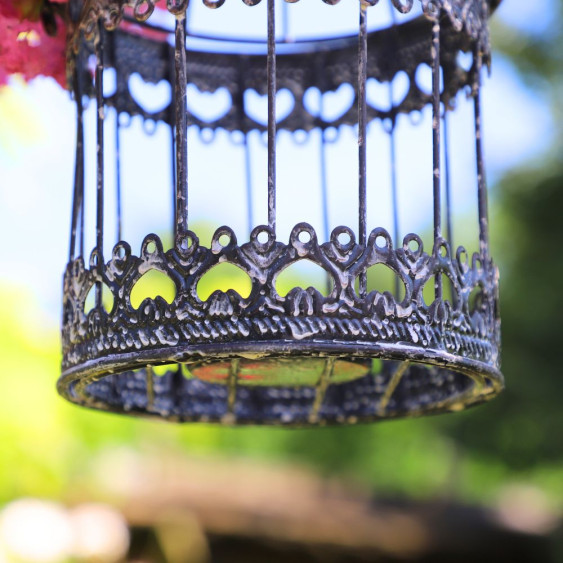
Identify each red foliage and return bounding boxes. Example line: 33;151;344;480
0;0;67;88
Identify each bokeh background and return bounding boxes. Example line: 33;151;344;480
1;0;563;561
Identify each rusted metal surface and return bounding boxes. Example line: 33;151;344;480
59;224;502;424
60;0;503;425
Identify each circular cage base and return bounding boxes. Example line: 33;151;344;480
58;347;502;426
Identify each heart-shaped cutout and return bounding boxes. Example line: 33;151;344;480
186;84;232;123
390;71;410;106
128;73;172;114
303;83;355;122
457;51;473;72
245;88;295;125
415;63;443;95
366;78;390;111
366;72;410;111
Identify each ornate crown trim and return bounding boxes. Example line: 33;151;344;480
59;223;502;425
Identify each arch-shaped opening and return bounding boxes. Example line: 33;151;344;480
468;284;485;315
422;273;454;307
84;283;114;314
415;63;443;95
457;50;474;72
355;263;405;301
130;270;176;309
275;260;333;298
197;263;252;301
371;358;383;374
149;364;176;377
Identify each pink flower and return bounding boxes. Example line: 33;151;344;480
0;0;67;88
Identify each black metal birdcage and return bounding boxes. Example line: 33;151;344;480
58;0;503;425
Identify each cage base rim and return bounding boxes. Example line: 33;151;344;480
58;340;503;426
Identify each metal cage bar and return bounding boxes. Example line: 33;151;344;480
95;20;105;307
267;0;277;233
174;15;189;238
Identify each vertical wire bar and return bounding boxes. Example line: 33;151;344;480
443;108;456;305
389;112;400;298
431;15;442;300
171;361;184;414
377;361;409;416
175;15;189;237
95;21;105;307
146;364;155;411
171;126;177;234
180;0;192;237
111;33;122;244
69;64;85;261
225;358;240;423
388;0;400;299
79;61;85;256
79;185;85;257
473;47;489;259
111;51;122;402
308;357;335;424
182;0;192;238
115;112;122;242
319;128;331;294
169;46;177;237
358;1;368;297
79;46;85;256
179;0;193;227
267;0;277;233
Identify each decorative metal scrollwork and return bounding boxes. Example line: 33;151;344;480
60;0;503;424
60;224;502;424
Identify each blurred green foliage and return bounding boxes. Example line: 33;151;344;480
444;167;563;497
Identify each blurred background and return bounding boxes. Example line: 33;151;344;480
1;0;563;561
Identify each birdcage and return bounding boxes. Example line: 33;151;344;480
58;0;503;425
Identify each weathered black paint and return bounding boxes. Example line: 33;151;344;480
60;0;502;425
